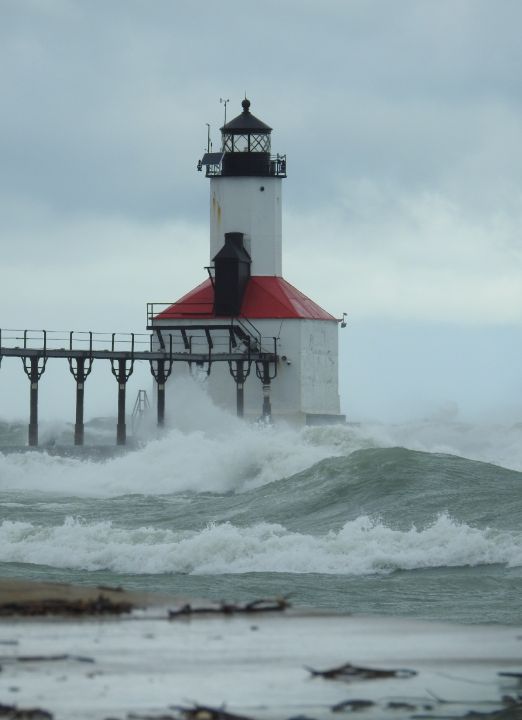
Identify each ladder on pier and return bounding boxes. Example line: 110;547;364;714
131;389;151;435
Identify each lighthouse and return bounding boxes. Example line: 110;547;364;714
151;99;343;425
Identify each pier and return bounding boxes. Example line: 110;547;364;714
0;321;278;447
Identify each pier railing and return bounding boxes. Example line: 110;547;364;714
0;329;148;358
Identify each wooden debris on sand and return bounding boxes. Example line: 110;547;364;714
306;661;417;682
168;596;290;619
0;594;133;617
331;698;375;712
0;702;53;719
128;705;255;720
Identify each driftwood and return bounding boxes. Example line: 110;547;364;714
0;703;53;719
168;596;290;619
410;694;522;719
128;706;256;720
306;661;417;681
387;701;421;710
0;654;94;664
460;698;522;720
0;594;133;617
171;707;255;720
331;698;375;711
127;715;180;720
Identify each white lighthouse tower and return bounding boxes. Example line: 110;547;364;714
152;99;343;425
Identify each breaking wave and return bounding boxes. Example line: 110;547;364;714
1;513;520;576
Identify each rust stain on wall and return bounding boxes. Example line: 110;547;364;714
212;195;222;226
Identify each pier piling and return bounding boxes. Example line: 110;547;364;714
68;355;93;446
21;353;47;447
236;361;245;418
261;361;272;423
156;360;166;427
117;359;127;446
150;356;173;428
29;357;39;447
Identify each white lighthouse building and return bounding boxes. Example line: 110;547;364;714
152;99;343;425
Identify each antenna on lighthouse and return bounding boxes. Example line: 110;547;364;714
220;97;230;126
205;123;212;152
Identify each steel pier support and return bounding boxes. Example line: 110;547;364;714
261;361;272;423
255;354;277;425
75;361;85;445
157;360;166;427
117;359;127;445
21;355;48;447
228;359;252;420
236;361;245;418
68;356;93;446
111;357;134;446
150;358;173;428
29;357;39;447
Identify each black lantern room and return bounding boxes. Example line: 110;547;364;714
220;99;272;176
198;99;286;178
221;98;272;176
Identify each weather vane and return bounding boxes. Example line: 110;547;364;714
220;97;230;126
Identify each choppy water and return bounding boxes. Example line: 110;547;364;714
1;380;521;625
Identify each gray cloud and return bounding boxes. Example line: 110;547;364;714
2;0;521;220
1;0;522;420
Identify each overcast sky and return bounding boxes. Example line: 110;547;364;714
1;0;522;424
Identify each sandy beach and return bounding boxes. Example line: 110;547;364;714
0;578;521;719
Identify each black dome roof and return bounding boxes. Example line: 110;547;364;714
221;99;272;134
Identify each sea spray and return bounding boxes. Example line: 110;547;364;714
304;418;522;472
0;423;338;496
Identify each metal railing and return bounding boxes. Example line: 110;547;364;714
0;325;277;363
147;305;274;355
147;301;213;324
205;154;287;178
0;329;152;356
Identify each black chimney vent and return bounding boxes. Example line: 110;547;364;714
213;232;251;316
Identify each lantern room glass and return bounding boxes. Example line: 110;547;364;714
222;132;271;153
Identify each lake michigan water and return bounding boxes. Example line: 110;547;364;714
1;381;521;625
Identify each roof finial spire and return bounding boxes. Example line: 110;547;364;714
242;97;251;113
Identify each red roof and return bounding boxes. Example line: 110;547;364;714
154;276;336;321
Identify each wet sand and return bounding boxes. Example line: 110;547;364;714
0;579;521;719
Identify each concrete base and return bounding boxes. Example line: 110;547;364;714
305;413;346;426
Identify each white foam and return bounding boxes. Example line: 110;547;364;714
1;513;519;575
1;377;521;500
0;379;337;497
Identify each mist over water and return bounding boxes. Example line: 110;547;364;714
1;378;521;624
